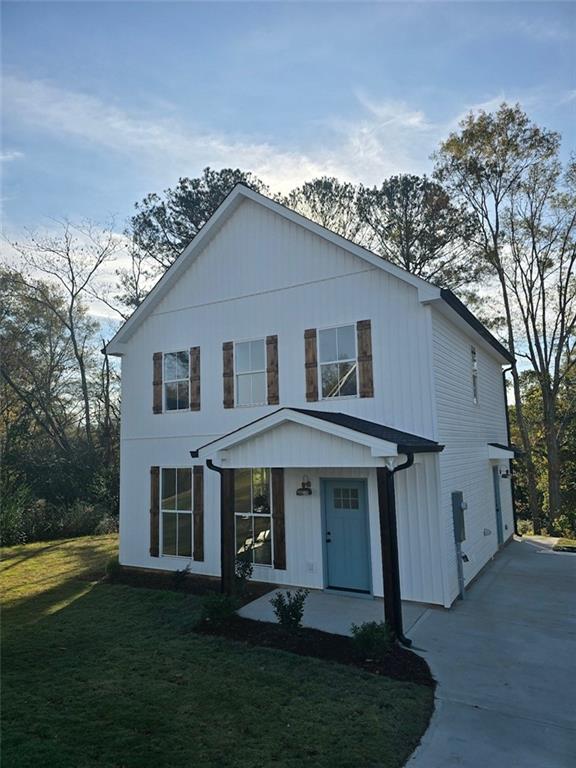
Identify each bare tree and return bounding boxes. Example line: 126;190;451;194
434;103;560;531
505;159;576;526
9;221;121;448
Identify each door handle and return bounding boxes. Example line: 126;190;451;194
326;531;332;543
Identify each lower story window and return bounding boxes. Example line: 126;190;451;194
161;467;192;557
234;468;272;566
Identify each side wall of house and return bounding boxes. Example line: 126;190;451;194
431;310;514;605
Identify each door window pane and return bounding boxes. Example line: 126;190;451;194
162;512;177;555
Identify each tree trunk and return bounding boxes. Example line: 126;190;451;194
497;267;542;532
542;391;562;531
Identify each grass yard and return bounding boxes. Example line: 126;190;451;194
1;535;433;768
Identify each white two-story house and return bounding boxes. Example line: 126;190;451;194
107;184;516;638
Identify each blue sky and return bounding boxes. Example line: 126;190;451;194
2;1;575;234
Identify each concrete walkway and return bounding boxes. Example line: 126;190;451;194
408;538;576;768
238;588;428;635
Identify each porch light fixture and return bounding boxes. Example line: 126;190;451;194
296;475;312;496
499;468;510;479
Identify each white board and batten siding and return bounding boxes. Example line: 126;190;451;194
116;192;512;610
432;310;514;604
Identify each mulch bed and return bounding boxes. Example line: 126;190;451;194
195;615;435;688
111;566;275;605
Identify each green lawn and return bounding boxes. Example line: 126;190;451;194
1;535;433;768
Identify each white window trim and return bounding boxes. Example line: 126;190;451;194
159;466;194;558
317;323;359;400
234;338;267;408
234;468;274;568
163;350;191;413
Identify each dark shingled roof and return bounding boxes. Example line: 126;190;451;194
488;442;524;457
291;409;444;454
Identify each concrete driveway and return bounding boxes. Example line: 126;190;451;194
408;538;576;768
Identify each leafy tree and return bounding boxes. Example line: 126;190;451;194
356;175;483;291
434;103;561;531
504;158;576;528
281;177;368;243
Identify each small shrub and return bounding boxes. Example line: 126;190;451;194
517;518;534;536
105;556;123;583
95;514;119;535
234;555;253;597
270;588;309;631
201;593;238;625
172;564;191;590
351;621;395;660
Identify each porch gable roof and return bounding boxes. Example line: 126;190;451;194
191;407;443;463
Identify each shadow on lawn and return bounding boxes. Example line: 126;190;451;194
1;538;118;628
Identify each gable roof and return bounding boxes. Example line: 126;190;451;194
106;184;513;364
190;407;444;460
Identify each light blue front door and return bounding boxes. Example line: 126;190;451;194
323;479;371;593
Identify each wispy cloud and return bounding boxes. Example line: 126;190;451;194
0;150;24;163
3;74;569;197
3;74;447;190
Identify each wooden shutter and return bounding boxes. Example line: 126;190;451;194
272;468;286;570
357;320;374;398
222;341;234;409
304;328;318;402
193;465;204;561
190;346;201;411
150;466;160;557
266;334;279;405
152;353;163;414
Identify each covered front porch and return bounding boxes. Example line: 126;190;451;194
239;588;430;637
192;407;444;643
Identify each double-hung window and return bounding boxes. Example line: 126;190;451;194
234;468;272;565
164;351;189;411
235;339;266;406
161;468;192;557
318;324;358;398
471;345;479;405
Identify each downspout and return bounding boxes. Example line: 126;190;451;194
203;457;234;594
502;367;519;536
377;452;414;648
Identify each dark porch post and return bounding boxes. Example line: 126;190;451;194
376;461;413;647
206;460;235;595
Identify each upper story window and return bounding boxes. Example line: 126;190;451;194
161;467;192;557
318;324;358;398
164;351;189;411
471;345;479;405
235;339;266;406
